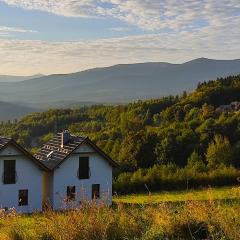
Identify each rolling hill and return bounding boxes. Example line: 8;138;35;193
0;58;240;119
0;101;40;121
0;74;44;82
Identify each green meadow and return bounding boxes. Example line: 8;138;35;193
113;186;240;204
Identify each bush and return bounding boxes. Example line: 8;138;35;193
114;164;240;194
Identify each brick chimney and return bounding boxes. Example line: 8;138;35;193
61;130;70;148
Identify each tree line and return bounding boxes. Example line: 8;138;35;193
1;75;240;193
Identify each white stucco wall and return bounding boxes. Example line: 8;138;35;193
0;145;43;213
52;143;112;210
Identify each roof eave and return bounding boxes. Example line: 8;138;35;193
51;137;119;170
83;138;119;168
0;139;49;171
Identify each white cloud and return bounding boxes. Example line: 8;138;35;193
1;0;98;17
1;0;240;31
109;27;131;32
0;26;239;75
0;25;37;37
0;26;36;33
0;1;239;75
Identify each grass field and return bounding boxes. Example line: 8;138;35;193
0;186;239;240
113;186;240;204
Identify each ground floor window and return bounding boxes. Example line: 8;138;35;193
67;186;76;200
18;189;28;206
92;184;100;199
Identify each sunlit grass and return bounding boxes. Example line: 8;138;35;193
113;186;240;204
0;186;239;240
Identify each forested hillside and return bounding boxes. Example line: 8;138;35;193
1;75;240;192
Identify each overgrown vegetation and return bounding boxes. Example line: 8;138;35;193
0;187;240;240
1;75;240;193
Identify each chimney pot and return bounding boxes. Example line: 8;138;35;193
61;130;70;148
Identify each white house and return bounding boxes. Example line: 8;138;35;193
34;130;117;210
0;137;48;213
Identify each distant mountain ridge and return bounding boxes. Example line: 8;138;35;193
0;101;39;121
0;74;45;82
0;58;240;119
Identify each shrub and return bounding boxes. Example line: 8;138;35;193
114;165;239;194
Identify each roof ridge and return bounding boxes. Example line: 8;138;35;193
56;131;87;138
0;136;11;140
72;134;88;139
34;132;87;169
35;131;117;170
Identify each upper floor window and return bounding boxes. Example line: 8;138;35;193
78;157;90;179
19;189;28;206
3;160;16;184
67;186;76;201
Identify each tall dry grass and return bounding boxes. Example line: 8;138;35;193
0;188;240;240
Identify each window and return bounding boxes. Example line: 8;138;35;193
3;160;16;184
19;190;28;206
78;157;89;179
67;186;76;200
92;184;100;199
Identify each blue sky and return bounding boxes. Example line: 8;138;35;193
0;0;239;75
0;1;145;41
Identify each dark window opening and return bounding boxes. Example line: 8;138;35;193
92;184;100;199
19;190;28;206
67;186;76;200
78;157;89;179
3;160;16;184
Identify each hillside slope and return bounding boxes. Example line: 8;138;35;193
0;58;239;108
0;74;44;82
0;101;39;121
0;75;240;191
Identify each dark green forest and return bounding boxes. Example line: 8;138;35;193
1;75;240;193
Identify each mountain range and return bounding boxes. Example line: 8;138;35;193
0;74;44;82
0;101;40;121
0;58;240;120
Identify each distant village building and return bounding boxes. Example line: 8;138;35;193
216;101;240;113
0;131;117;213
230;101;240;111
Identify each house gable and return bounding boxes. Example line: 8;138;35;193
0;140;44;212
35;131;118;170
51;140;113;209
53;139;117;170
0;138;48;171
74;143;95;154
0;144;22;156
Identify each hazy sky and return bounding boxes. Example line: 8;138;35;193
0;0;240;75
